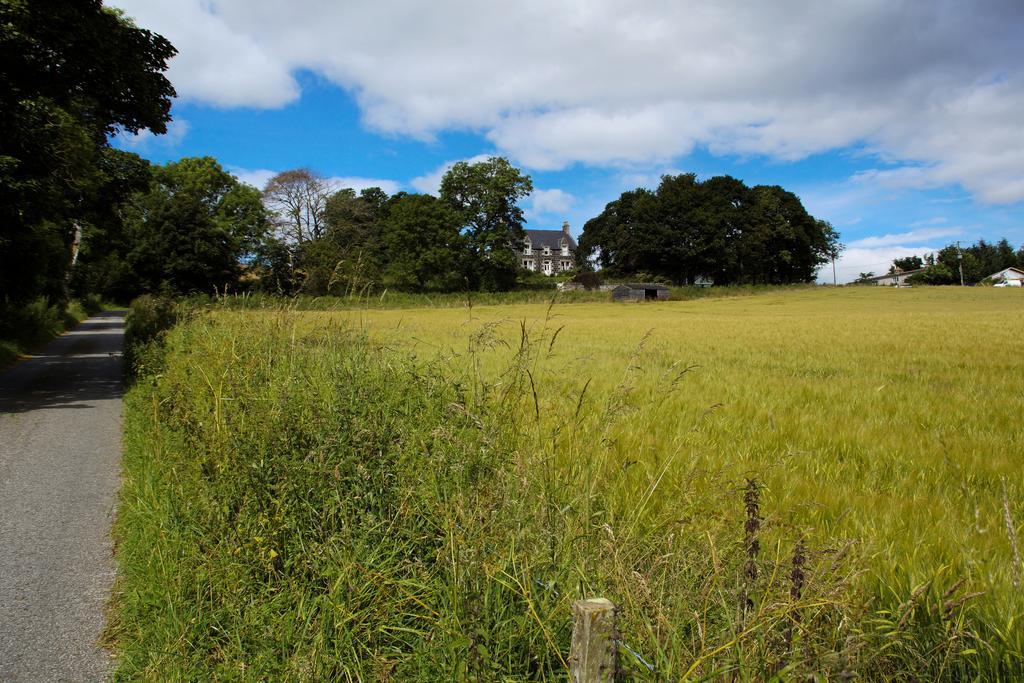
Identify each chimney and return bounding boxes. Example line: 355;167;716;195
562;220;570;235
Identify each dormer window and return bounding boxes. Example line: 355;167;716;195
560;238;569;256
523;238;532;255
542;245;551;255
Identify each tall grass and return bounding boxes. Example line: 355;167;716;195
111;288;1024;679
0;294;105;367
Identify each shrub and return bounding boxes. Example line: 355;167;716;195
570;271;603;290
0;297;65;349
123;295;182;379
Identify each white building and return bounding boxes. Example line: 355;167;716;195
988;266;1024;286
861;268;925;286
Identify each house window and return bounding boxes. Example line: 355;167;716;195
561;238;569;256
542;260;552;275
523;238;532;255
523;259;535;270
560;260;571;271
542;245;551;255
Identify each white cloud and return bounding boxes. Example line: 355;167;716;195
529;188;575;217
409;154;492;194
230;167;277;190
110;0;1024;203
115;118;190;150
230;167;401;195
846;227;963;249
112;0;298;108
327;176;402;195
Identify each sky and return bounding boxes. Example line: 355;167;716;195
109;0;1024;283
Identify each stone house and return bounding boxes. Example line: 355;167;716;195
517;221;577;276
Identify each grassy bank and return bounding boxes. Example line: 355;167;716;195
0;295;105;369
111;288;1024;679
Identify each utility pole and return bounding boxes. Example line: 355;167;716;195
832;252;838;286
956;241;965;286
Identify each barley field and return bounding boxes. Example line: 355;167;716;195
331;287;1024;599
113;287;1024;680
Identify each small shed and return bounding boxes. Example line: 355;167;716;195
611;283;670;302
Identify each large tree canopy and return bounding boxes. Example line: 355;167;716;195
379;193;467;292
0;0;175;309
440;156;532;291
577;174;838;285
123;157;269;294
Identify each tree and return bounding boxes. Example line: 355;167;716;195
578;175;836;285
379;194;467;291
0;0;175;310
907;263;956;285
123;157;269;294
577;188;659;276
262;169;333;244
69;148;154;301
440;157;532;291
890;255;923;273
290;186;394;295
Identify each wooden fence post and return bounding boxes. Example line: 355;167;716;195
570;598;618;682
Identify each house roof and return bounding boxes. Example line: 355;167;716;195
523;229;577;250
988;266;1024;279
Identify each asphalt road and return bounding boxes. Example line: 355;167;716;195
0;311;126;682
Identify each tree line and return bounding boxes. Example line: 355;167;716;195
0;0;175;330
2;0;841;331
861;239;1024;285
255;159;533;294
577;174;840;285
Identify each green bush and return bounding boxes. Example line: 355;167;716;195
123;295;182;379
0;295;106;367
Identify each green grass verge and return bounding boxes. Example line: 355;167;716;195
0;294;106;371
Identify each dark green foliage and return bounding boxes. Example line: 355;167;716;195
570;271;603;290
122;294;181;379
0;0;175;311
578;174;838;284
122;157;270;295
380;194;468;291
896;238;1022;285
890;255;924;273
907;262;957;285
440;156;533;291
0;295;100;367
69;149;155;302
251;236;302;295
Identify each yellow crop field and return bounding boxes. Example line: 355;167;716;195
316;287;1024;668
